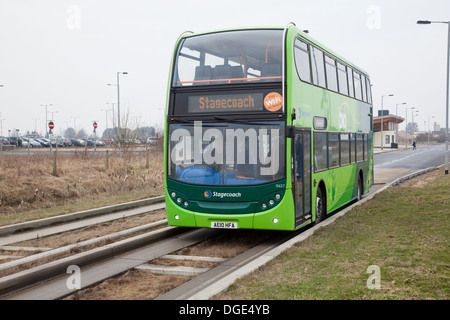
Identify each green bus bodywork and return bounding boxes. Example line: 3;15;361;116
164;24;373;231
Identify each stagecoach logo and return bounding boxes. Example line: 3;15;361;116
297;107;312;119
204;190;242;199
204;190;212;198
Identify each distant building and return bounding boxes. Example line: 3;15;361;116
373;114;404;148
434;122;440;132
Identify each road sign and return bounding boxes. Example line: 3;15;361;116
93;122;98;129
48;121;54;130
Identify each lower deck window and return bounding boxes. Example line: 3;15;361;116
314;131;369;172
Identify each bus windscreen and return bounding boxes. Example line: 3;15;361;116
172;29;283;87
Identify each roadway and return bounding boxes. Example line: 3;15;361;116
374;144;446;185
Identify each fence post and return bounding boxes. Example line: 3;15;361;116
52;150;57;176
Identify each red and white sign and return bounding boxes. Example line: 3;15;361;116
93;122;98;129
48;121;54;130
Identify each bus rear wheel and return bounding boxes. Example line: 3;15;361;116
315;187;325;224
357;176;363;201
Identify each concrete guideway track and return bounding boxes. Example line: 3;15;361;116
2;228;216;299
0;196;165;246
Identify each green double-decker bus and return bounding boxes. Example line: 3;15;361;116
164;23;373;231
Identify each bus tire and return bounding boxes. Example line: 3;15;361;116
315;187;325;224
357;174;363;201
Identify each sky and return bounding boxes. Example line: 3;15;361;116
0;0;449;137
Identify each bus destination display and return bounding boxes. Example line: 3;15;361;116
188;93;264;113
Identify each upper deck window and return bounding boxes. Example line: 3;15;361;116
172;30;283;87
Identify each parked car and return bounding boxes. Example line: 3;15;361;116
60;138;72;147
35;138;50;147
30;138;44;147
95;139;105;147
21;137;41;148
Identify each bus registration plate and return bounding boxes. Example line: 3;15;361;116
211;222;238;229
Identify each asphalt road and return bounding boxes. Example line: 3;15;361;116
374;144;446;184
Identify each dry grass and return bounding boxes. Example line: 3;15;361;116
174;229;272;258
65;270;191;300
0;150;164;224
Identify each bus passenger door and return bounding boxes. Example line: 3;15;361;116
294;129;312;227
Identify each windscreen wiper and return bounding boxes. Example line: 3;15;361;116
213;116;271;126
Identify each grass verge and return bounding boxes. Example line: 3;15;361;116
215;168;449;300
0;151;164;225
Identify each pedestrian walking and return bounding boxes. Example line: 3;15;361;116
413;141;416;150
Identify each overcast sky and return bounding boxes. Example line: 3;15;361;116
0;0;449;136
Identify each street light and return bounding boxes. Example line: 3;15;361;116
428;115;435;144
405;107;415;147
396;102;406;145
381;94;394;150
417;20;449;174
0;85;3;152
71;116;79;132
0;85;4;153
108;72;128;151
41;104;53;138
412;109;419;146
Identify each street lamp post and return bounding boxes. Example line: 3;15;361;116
41;104;53;138
405;107;415;147
428;115;435;144
412;110;419;146
396;102;406;145
381;94;394;149
418;20;449;174
116;72;127;131
0;85;3;153
108;72;127;151
32;118;40;134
